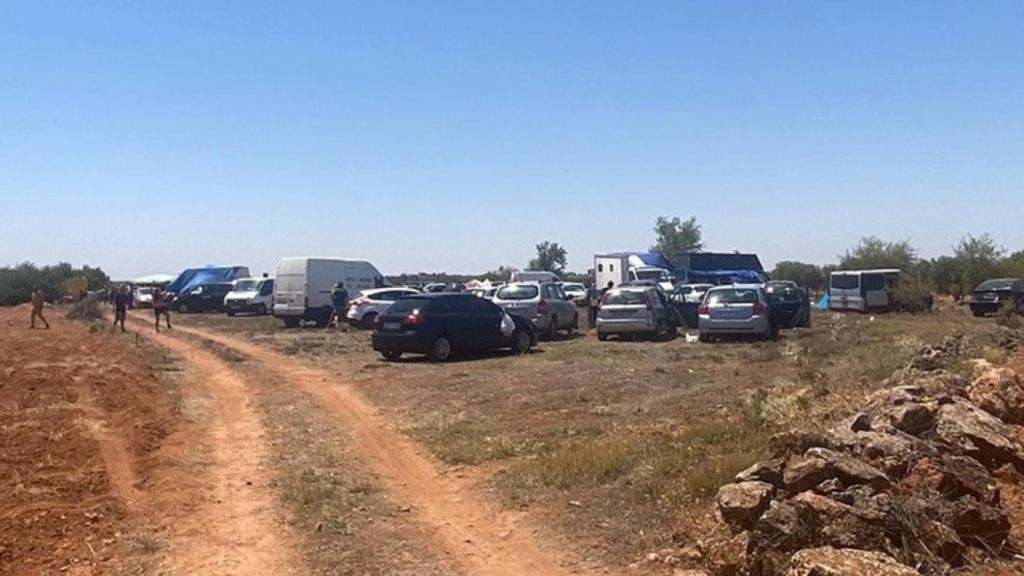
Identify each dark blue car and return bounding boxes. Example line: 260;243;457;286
371;293;536;362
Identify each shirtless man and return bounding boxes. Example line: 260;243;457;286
30;288;50;329
153;288;173;332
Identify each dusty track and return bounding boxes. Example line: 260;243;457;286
164;322;599;576
135;323;306;576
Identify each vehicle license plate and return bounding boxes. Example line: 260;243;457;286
384;322;401;331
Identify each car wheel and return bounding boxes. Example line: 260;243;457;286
361;312;378;330
257;304;267;316
178;303;190;313
698;333;711;343
597;331;608;342
568;312;579;335
428;336;453;362
972;310;984;318
382;350;402;361
511;330;532;355
547;316;558;341
226;309;236;317
283;317;300;328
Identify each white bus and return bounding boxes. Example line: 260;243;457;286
829;269;901;312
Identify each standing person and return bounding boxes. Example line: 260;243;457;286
113;285;131;332
587;284;600;329
30;287;50;329
153;287;173;332
330;281;349;329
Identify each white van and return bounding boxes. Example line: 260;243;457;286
510;270;560;283
273;257;385;327
224;277;275;316
829;269;901;312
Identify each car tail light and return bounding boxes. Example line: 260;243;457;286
404;309;426;325
537;299;549;316
753;301;766;315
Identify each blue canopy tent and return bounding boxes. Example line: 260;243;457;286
166;266;250;296
686;269;767;285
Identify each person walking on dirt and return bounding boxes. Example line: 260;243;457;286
330;281;349;329
587;284;601;329
30;288;50;329
113;285;131;333
153;288;172;332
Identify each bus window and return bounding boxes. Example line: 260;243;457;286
862;273;885;291
831;273;859;290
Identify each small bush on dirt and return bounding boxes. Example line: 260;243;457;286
66;298;104;321
533;437;637;489
889;275;934;313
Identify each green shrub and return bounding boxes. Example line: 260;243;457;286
889;275;934;313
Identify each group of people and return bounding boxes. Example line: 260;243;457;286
112;285;173;332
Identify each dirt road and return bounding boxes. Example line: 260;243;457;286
141;328;306;576
160;321;596;576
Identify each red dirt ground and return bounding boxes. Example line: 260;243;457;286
0;306;174;575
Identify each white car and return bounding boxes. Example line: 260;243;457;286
560;282;588;305
133;286;156;308
347;287;421;329
224;278;275;316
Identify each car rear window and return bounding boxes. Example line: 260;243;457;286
605;290;648;305
388;297;430;314
831;273;859;290
497;285;538;300
767;286;802;303
707;289;758;304
977;279;1017;291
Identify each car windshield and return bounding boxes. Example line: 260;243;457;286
233;280;258;291
707;289;758;304
606;290;648;305
388;298;429;314
497;285;538;300
977;279;1017;291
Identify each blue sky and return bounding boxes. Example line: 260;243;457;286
2;1;1022;279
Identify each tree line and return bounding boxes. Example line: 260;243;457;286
0;262;110;306
771;234;1024;297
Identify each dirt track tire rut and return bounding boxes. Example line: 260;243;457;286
166;322;602;576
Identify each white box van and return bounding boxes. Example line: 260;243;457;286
273;257;385;327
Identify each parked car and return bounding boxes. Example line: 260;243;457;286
595;286;672;341
224;278;275;316
371;294;537;361
347;287;421;328
970;278;1024;317
171;282;235;313
560;282;588;305
423;283;448;293
764;280;812;329
133;286;156;309
491;282;578;340
697;284;774;341
273;257;385;327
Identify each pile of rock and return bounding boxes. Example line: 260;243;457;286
706;344;1024;575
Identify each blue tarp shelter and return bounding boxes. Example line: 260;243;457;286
816;293;830;310
166;266;250;295
686;269;766;285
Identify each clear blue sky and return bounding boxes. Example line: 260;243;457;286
2;1;1022;279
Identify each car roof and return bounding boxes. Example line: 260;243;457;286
708;283;763;291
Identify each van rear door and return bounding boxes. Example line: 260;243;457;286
829;273;861;310
273;259;308;316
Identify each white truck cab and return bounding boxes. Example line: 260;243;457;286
224;277;275;316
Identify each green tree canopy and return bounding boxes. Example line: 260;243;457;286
839;237;918;270
770;261;825;291
528;241;568;275
651;216;704;263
